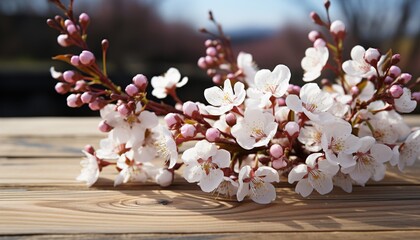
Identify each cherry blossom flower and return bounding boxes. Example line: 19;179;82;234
358;119;399;145
214;177;239;197
301;46;329;82
286;83;334;120
333;172;353;193
237;52;258;87
76;150;100;187
341;136;393;186
298;122;324;152
153;125;178;168
204;79;246;115
237;166;279;204
151;67;188;99
342;45;376;78
182;140;230;192
288;153;339;197
390;130;420;171
254;64;291;101
321;118;361;168
231;108;278;150
394;88;417;113
114;152;148;186
95;137;123;160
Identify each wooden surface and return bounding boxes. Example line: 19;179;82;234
0;117;419;239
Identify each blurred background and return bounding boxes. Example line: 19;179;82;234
0;0;419;116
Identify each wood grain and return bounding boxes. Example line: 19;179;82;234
0;187;420;235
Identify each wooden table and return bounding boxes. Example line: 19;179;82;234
1;117;419;239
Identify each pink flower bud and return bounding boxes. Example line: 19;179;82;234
117;104;130;116
205;55;214;65
330;20;345;35
270;144;284;158
204;39;213;47
74;80;87;91
400;73;412;84
79;13;90;25
198;57;207;69
272;159;287;169
79;50;95;65
66;24;77;35
182;101;199;117
391;54;401;65
364;48;381;65
54;82;70;94
206;47;217;57
84;145;95;155
64;19;73;27
207;69;216;76
412;92;420;102
277;98;286;106
314;38;326;48
389;66;401;78
70;56;80;66
384;76;394;85
164;113;181;128
155;168;173;187
292;85;301;93
63;70;78;83
310;12;323;25
125;84;139;96
390;85;403;98
88;98;107;111
67;94;82;108
132;74;148;90
225;112;237;126
57;34;71;47
350;86;359;95
180;124;196;138
308;30;320;42
98;120;112;132
206;128;220;142
212;74;222;85
285;121;300;136
81;92;95;103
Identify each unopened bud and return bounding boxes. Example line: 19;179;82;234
67;94;83;108
310;12;323;25
74;80;87;91
225;112;237;126
57;34;71;47
81;92;95;103
180;124;196;138
308;30;321;42
272;158;287;169
205;56;214;65
79;13;90;27
350;86;359;95
125;84;139;97
206;47;217;57
285;121;300;136
88;98;107;111
101;39;109;51
412;92;420;102
79;50;95;65
132;74;148;91
98;120;112;132
64;19;73;28
206;128;220;142
400;73;412;84
212;74;222;85
63;70;81;83
155;168;173;187
70;56;80;66
314;38;326;48
84;145;95;155
54;82;70;94
66;24;78;35
330;20;346;36
117;104;130;116
198;57;207;69
270;144;284;158
390;85;403;98
182;101;199;117
164;113;181;128
364;48;381;65
389;66;401;78
384;76;394;85
391;54;401;65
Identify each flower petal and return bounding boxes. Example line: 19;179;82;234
212;149;231;168
295;178;313;197
199;168;224;192
288;164;308;184
250;182;277;204
255;166;280;183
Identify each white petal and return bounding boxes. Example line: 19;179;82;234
212;149;231;168
195;140;217;160
233;81;246;105
181;148;198;164
318;159;339;176
285;94;303;112
255;166;280;183
350;45;366;62
305;152;323;168
348;162;371;186
309;171;334;195
370;143;393;163
183;164;202;183
250;182;277;204
295;178;313;197
288;164;308;184
358;136;375;153
337;152;356;168
204;86;225;106
176;77;188;88
152;88;167;99
139;111;159;129
199;168;224;192
236;182;249;202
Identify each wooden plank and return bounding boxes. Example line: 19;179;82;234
0;158;419;188
0;187;419;235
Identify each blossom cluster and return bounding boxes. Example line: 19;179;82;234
48;0;419;204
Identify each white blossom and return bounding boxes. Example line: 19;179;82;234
341;136;392;186
390;130;420;171
342;45;376;78
298;122;323;152
151;67;188;99
231;108;278;150
254;64;291;101
394;88;417;113
237;166;279;204
114;152;148;186
237;52;258;87
76;150;99;187
204;79;246;115
301;46;329;82
182;140;230;192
